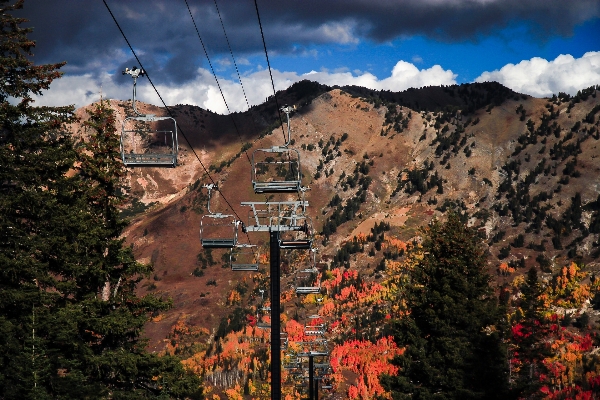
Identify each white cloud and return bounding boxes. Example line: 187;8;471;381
31;60;457;114
291;61;456;93
215;58;232;68
381;61;457;91
27;72;131;108
475;52;600;97
34;53;600;114
317;21;359;45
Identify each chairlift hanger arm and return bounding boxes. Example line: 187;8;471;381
123;67;178;120
279;104;296;147
122;66;146;78
203;183;221;215
123;66;147;117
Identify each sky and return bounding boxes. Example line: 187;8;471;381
18;0;600;114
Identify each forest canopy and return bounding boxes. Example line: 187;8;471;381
0;1;202;398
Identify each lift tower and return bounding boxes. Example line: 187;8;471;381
202;105;319;398
242;105;312;399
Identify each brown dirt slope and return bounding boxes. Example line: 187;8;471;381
71;83;600;351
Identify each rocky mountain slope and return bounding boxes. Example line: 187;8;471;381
71;81;600;395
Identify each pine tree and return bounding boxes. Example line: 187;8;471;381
0;2;202;398
382;213;508;399
0;1;78;396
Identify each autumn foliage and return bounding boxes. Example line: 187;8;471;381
163;213;600;399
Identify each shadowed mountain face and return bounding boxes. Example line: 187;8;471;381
72;81;600;395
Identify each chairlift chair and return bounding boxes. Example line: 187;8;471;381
294;383;309;395
200;214;238;248
241;200;309;232
279;216;313;249
301;339;328;354
283;360;302;370
230;244;260;271
279;238;312;249
257;321;271;329
317;375;335;391
256;303;271;329
305;324;325;331
251;146;302;193
294;248;320;294
120;66;178;167
304;324;325;336
200;184;238;248
315;363;333;373
251;104;302;193
295;286;321;295
305;337;327;345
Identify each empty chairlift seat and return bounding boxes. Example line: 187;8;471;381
251;104;302;193
283;359;302;370
279;216;313;248
199;184;238;248
295;286;321;295
251;146;302;193
120;66;178;167
230;244;260;271
304;324;325;336
240;201;310;233
279;238;312;249
294;248;320;294
121;114;178;167
295;267;321;294
256;321;271;329
200;213;238;248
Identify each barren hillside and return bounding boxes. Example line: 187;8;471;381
71;81;600;396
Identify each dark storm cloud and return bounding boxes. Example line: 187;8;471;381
17;0;600;84
18;0;226;84
252;0;600;42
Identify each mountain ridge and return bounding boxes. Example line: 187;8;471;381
69;81;600;397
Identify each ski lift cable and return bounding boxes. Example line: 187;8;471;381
253;0;287;145
183;0;250;163
215;0;290;208
185;0;272;212
253;7;299;195
102;0;244;225
212;0;258;133
190;0;305;210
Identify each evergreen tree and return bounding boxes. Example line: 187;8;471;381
0;2;201;398
1;1;77;396
382;213;508;399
